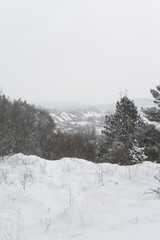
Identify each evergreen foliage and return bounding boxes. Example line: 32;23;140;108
143;85;160;123
141;85;160;162
134;121;160;162
129;140;147;164
100;96;140;165
151;85;160;107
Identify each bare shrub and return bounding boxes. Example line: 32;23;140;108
39;208;52;232
0;169;8;184
150;173;160;197
40;162;47;175
19;168;34;190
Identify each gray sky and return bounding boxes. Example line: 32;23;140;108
1;0;160;105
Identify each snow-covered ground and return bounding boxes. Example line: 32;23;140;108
0;154;160;240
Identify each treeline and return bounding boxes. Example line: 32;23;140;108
0;95;96;160
45;130;96;161
98;90;160;165
0;85;160;165
0;96;55;158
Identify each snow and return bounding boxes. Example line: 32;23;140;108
142;116;160;130
0;154;160;239
82;111;102;118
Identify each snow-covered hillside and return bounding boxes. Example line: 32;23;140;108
50;111;104;133
0;154;160;240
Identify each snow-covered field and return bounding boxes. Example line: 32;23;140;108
0;154;160;240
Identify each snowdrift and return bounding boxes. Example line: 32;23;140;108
0;154;160;240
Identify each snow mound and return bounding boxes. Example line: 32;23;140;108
0;154;160;240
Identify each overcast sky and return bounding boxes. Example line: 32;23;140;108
1;0;160;105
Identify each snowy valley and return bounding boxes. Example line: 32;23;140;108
48;98;155;133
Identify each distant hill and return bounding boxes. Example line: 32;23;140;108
96;98;155;113
41;98;155;113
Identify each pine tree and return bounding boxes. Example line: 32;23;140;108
143;85;160;123
151;85;160;107
141;85;160;162
114;96;140;143
100;95;140;165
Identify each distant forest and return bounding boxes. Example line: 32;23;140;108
0;85;160;165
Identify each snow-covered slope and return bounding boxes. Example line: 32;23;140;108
0;154;160;240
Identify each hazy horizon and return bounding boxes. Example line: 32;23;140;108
1;0;160;105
